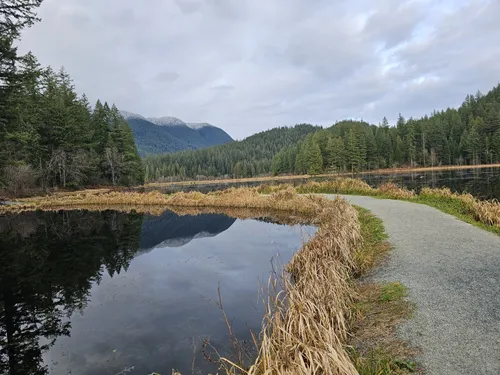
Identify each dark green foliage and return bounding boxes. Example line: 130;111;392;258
270;85;500;176
0;2;143;193
145;124;320;181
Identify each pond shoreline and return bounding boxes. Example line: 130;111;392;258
2;186;413;374
2;178;500;235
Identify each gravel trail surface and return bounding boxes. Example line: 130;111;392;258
325;195;500;375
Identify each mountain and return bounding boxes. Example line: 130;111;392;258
120;111;233;157
138;211;236;254
188;122;234;146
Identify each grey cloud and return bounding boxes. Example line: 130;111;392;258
174;0;203;14
17;0;500;139
155;71;180;83
363;0;427;48
116;8;135;25
211;83;235;91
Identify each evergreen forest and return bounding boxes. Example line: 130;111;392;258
145;84;500;181
0;1;143;195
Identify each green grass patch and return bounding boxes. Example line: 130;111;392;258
354;207;390;274
380;282;409;302
350;208;418;375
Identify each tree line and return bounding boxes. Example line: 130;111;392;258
144;124;320;182
0;0;143;195
146;83;500;181
273;84;500;175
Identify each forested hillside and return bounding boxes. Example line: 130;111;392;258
145;84;500;181
144;124;320;181
272;84;500;175
0;1;143;195
121;112;233;156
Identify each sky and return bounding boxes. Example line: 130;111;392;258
18;0;500;140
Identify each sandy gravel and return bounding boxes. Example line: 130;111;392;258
325;195;500;375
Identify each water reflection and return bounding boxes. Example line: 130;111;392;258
0;209;311;375
139;211;236;251
0;211;142;375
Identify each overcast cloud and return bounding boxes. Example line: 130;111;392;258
18;0;500;139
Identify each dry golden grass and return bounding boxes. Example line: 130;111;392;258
377;183;416;200
240;196;361;375
5;176;500;231
295;178;375;196
0;191;170;214
288;178;500;230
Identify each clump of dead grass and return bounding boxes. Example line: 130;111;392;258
255;183;292;194
377;183;416;200
295;178;374;196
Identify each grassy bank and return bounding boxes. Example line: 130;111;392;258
350;209;416;374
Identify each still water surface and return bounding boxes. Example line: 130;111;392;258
0;210;314;375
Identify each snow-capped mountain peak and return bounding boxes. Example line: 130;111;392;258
187;122;214;130
148;116;187;127
119;110;148;121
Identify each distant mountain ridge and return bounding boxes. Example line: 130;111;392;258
120;110;233;156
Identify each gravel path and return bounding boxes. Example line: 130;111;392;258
325;195;500;375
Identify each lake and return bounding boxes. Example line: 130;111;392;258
0;209;314;375
144;166;500;200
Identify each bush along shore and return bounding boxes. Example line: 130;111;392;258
1;187;417;374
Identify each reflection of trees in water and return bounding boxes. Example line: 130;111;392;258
0;211;143;375
461;175;500;200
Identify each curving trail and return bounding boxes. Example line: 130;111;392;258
325;195;500;375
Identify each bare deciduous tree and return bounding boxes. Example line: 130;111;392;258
3;164;37;194
104;147;124;185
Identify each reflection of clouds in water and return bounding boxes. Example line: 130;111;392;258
46;219;315;375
